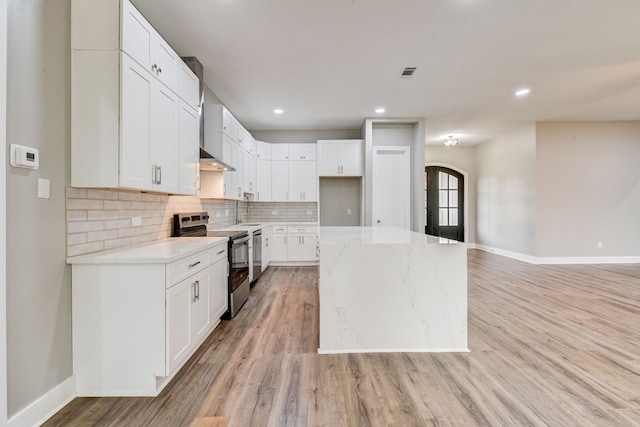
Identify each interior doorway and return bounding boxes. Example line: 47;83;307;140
425;166;464;242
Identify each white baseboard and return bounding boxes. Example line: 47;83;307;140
472;244;538;264
473;244;640;265
535;255;640;265
317;348;470;354
8;376;76;427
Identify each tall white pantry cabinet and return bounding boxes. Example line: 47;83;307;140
71;0;200;195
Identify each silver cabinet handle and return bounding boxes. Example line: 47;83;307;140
189;261;201;268
286;192;289;201
217;249;225;255
157;165;162;184
223;183;226;196
192;282;197;303
266;237;269;247
257;191;260;200
302;236;305;244
284;236;287;244
195;280;200;301
226;262;229;277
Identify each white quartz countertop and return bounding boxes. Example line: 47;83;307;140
66;237;228;264
213;222;318;233
319;226;459;245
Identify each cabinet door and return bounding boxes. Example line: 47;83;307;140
317;140;340;176
270;234;288;261
178;63;200;110
178;102;199;195
256;140;271;160
166;279;192;374
120;54;153;191
271;161;289;201
256;159;271;201
153;36;180;92
211;257;228;322
221;107;236;140
288;234;318;261
242;150;255;194
151;81;180;193
191;267;212;343
289;143;316;160
340;140;364;176
121;0;153;72
271;144;289;161
289;161;317;201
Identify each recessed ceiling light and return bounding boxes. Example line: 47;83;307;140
375;108;385;114
274;108;284;114
515;88;530;97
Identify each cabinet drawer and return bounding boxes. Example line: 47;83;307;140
272;225;288;235
212;243;228;264
166;249;212;287
287;225;317;234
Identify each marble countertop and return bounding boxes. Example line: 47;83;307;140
319;226;459;245
66;237;228;264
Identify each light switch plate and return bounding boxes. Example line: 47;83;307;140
131;216;142;227
37;178;50;199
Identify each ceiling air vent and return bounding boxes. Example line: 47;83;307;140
401;67;417;77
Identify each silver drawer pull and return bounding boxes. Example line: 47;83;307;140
216;249;225;255
189;261;201;268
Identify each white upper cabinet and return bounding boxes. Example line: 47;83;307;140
256;159;272;201
271;144;289;161
289;161;317;201
289;143;317;161
256;141;272;160
178;101;200;195
122;0;180;92
71;0;199;195
178;63;200;111
271;161;290;201
317;139;364;176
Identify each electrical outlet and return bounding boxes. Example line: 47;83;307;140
347;208;352;215
306;210;312;215
216;212;221;218
225;209;229;217
597;241;603;248
131;216;142;227
272;210;278;215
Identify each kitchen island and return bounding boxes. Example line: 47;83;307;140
318;226;468;354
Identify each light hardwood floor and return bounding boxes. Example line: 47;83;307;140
44;250;640;426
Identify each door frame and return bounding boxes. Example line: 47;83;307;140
425;162;469;243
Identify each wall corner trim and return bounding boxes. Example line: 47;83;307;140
8;376;75;427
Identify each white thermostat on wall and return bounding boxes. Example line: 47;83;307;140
10;144;39;169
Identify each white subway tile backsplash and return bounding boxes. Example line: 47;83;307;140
67;233;87;245
104;219;132;230
67;221;104;233
67;241;104;257
87;230;119;242
67;199;104;210
66;188;87;198
66;187;317;257
86;189;119;200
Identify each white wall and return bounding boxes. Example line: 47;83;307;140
6;0;72;417
476;124;537;256
536;121;640;257
425;145;477;243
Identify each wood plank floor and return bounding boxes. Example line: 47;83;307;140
44;250;640;426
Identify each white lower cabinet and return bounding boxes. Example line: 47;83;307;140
71;241;228;396
167;266;212;374
262;226;272;271
268;224;318;265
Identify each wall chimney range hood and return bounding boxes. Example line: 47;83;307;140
182;57;235;172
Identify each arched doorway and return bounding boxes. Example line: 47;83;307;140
425;166;465;242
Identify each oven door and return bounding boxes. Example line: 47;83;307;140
230;235;250;292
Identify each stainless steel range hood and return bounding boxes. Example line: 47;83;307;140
182;57;235;172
